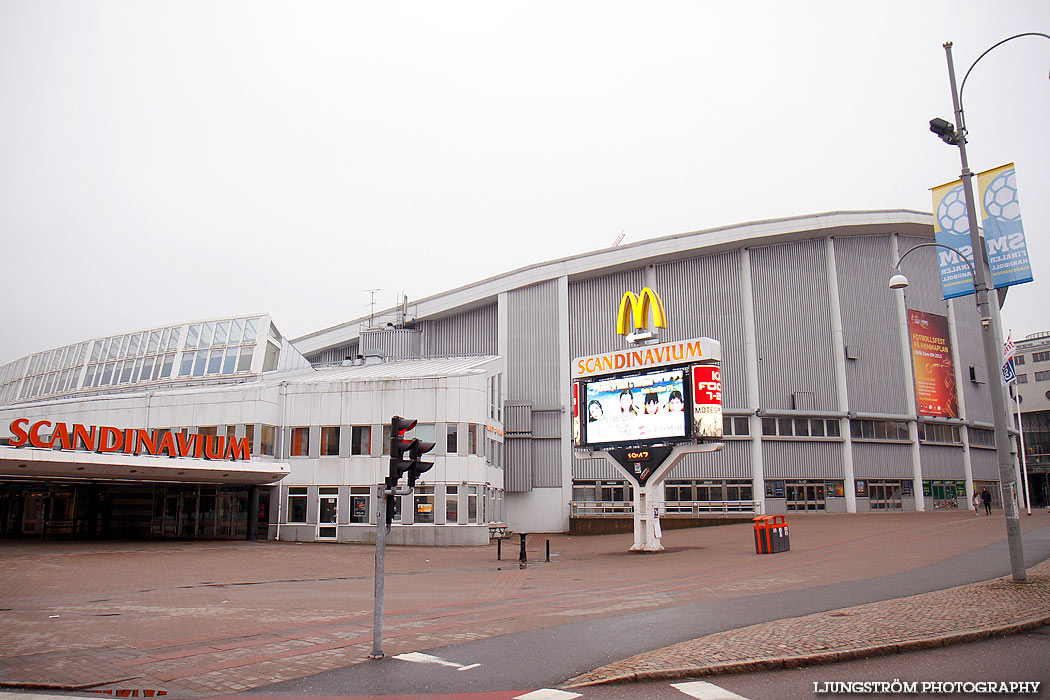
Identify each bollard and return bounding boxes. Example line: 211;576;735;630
519;533;527;569
546;539;550;562
497;538;502;561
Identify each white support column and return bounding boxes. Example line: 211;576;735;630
739;248;766;513
946;300;976;509
579;443;724;551
892;235;925;511
557;276;572;531
825;237;857;512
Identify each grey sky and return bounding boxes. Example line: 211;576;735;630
1;1;1048;365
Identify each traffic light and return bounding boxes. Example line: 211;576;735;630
389;415;417;483
407;438;436;487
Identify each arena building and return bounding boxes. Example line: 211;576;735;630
0;210;1024;541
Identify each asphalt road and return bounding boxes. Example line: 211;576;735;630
242;523;1050;697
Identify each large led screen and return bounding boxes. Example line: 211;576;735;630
583;369;688;446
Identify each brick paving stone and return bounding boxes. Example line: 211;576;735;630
563;556;1050;687
2;513;1047;697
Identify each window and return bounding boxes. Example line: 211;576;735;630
351;426;371;455
722;416;751;437
288;487;308;523
918;422;960;444
763;417;840;438
969;427;995;447
290;427;310;457
261;425;276;456
1033;351;1050;362
469;424;479;455
446;485;459;523
414;486;434;523
1035;371;1050;382
349;487;370;523
1017;374;1028;384
1013;355;1025;366
446;424;458;454
321;426;340;456
468;485;478;523
382;424;391;455
850;419;908;441
244;424;255;454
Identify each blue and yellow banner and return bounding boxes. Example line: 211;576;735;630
931;163;1033;300
932;179;976;299
978;163;1033;290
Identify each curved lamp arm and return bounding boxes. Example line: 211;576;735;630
892;242;979;309
957;32;1050;133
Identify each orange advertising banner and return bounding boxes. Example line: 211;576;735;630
907;311;958;418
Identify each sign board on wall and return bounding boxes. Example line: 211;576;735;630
907;311;959;419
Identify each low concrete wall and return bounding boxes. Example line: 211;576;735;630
277;524;491;546
569;516;753;536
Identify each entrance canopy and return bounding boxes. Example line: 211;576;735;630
0;446;289;485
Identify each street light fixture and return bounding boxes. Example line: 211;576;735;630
926;35;1050;582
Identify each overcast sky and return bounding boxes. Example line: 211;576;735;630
1;1;1048;365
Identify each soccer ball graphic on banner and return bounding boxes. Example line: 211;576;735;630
984;170;1021;222
937;185;969;237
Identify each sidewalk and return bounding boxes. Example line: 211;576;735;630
564;556;1050;688
0;512;1046;697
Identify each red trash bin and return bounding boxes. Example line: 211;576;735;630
753;515;789;554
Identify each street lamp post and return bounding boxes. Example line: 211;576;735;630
927;36;1050;582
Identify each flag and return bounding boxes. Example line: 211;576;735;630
1002;357;1016;385
1003;331;1016;363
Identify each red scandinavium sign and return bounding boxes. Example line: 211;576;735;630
7;418;252;461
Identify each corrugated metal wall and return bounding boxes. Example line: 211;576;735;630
504;402;533;491
851;441;913;478
420;304;498;357
954;307;994;424
750;241;837;411
762;440;843;479
360;329;421;359
568;269;646;360
654;251;747;407
506;281;563;490
307;341;359;365
668;441;752;479
572;456;622;480
920;444;968;479
835;236;908;414
969;448;999;480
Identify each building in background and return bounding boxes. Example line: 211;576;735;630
1011;331;1050;509
0;210;1023;541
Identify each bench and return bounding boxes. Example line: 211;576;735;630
488;523;508;539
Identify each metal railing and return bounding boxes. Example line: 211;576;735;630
569;501;760;517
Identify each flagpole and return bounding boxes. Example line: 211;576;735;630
1015;390;1031;515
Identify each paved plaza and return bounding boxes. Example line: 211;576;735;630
0;512;1047;697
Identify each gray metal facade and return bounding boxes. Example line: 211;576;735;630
295;211;1011;518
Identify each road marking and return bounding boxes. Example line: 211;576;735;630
512;690;582;700
672;680;752;700
391;651;480;671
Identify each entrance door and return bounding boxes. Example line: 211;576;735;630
868;481;903;510
215;494;236;537
786;482;826;511
318;487;339;540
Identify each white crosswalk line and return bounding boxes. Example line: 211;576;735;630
512;689;582;700
672;680;752;700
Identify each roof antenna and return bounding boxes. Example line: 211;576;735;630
612;232;625;247
363;289;379;328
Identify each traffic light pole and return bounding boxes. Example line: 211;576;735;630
371;480;412;659
372;416;436;659
943;42;1025;581
370;489;388;659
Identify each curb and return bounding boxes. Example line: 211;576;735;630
0;677;142;692
561;613;1050;688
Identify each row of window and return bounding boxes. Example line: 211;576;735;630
287;483;500;525
285;423;504;466
0;317;269;405
762;417;842;439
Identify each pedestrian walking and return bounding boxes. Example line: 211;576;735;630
981;487;992;515
972;490;980;515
